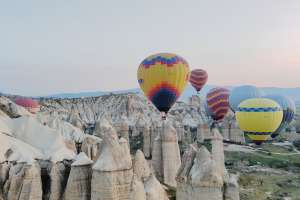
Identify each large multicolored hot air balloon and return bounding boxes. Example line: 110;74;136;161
137;53;190;118
236;98;283;144
264;95;296;138
15;97;40;114
189;69;208;93
206;87;230;121
229;85;262;112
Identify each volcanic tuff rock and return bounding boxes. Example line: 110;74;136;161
91;120;133;200
176;128;240;200
39;93;208;130
132;151;169;200
64;152;93;200
3;162;42;200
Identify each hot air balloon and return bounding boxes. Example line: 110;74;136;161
15;97;40;114
264;95;296;138
236;98;283;144
137;53;190;119
189;69;208;93
206;87;230;121
229;85;262;112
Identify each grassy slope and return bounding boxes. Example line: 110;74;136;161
225;144;300;200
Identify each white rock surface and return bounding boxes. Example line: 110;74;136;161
129;175;146;200
81;135;102;161
91;122;133;200
72;152;93;166
4;162;42;200
144;174;169;200
161;121;181;187
36;114;85;143
176;128;238;200
133;150;151;181
0;97;33;118
65;152;93;200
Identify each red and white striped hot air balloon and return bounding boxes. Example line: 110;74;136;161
189;69;208;93
206;87;230;121
15;97;40;114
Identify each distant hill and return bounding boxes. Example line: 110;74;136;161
43;88;140;99
45;85;300;101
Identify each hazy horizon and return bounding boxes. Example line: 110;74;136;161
1;1;300;96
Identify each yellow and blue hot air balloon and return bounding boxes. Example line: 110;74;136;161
137;53;190;118
236;98;283;145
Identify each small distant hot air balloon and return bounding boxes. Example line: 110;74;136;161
189;69;208;93
15;97;40;114
229;85;262;112
137;53;190;119
236;98;283;145
206;87;230;121
264;95;296;138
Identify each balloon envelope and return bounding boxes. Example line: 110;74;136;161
264;95;296;138
15;97;40;114
206;87;230;121
229;85;262;112
189;69;208;92
236;98;283;144
137;53;190;113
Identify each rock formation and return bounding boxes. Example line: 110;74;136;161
64;152;93;200
133;150;151;181
129;175;146;200
91;120;133;200
176;128;240;200
144;174;169;200
81;135;102;161
0;97;32;118
49;161;72;200
161;121;181;187
222;121;245;144
3;162;42;200
151;121;181;187
132;150;169;200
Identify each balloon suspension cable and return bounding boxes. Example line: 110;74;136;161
161;112;167;120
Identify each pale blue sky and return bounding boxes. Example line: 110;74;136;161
1;0;300;96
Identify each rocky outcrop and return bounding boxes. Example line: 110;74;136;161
176;128;240;200
222;121;245;144
151;121;181;187
49;161;72;200
151;132;163;180
129;175;146;200
132;150;168;200
133;150;151;181
3;162;42;200
144;174;169;200
91;120;133;200
0;97;32;118
0;162;10;199
81;135;102;161
114;115;130;142
161;121;181;187
64;152;93;200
